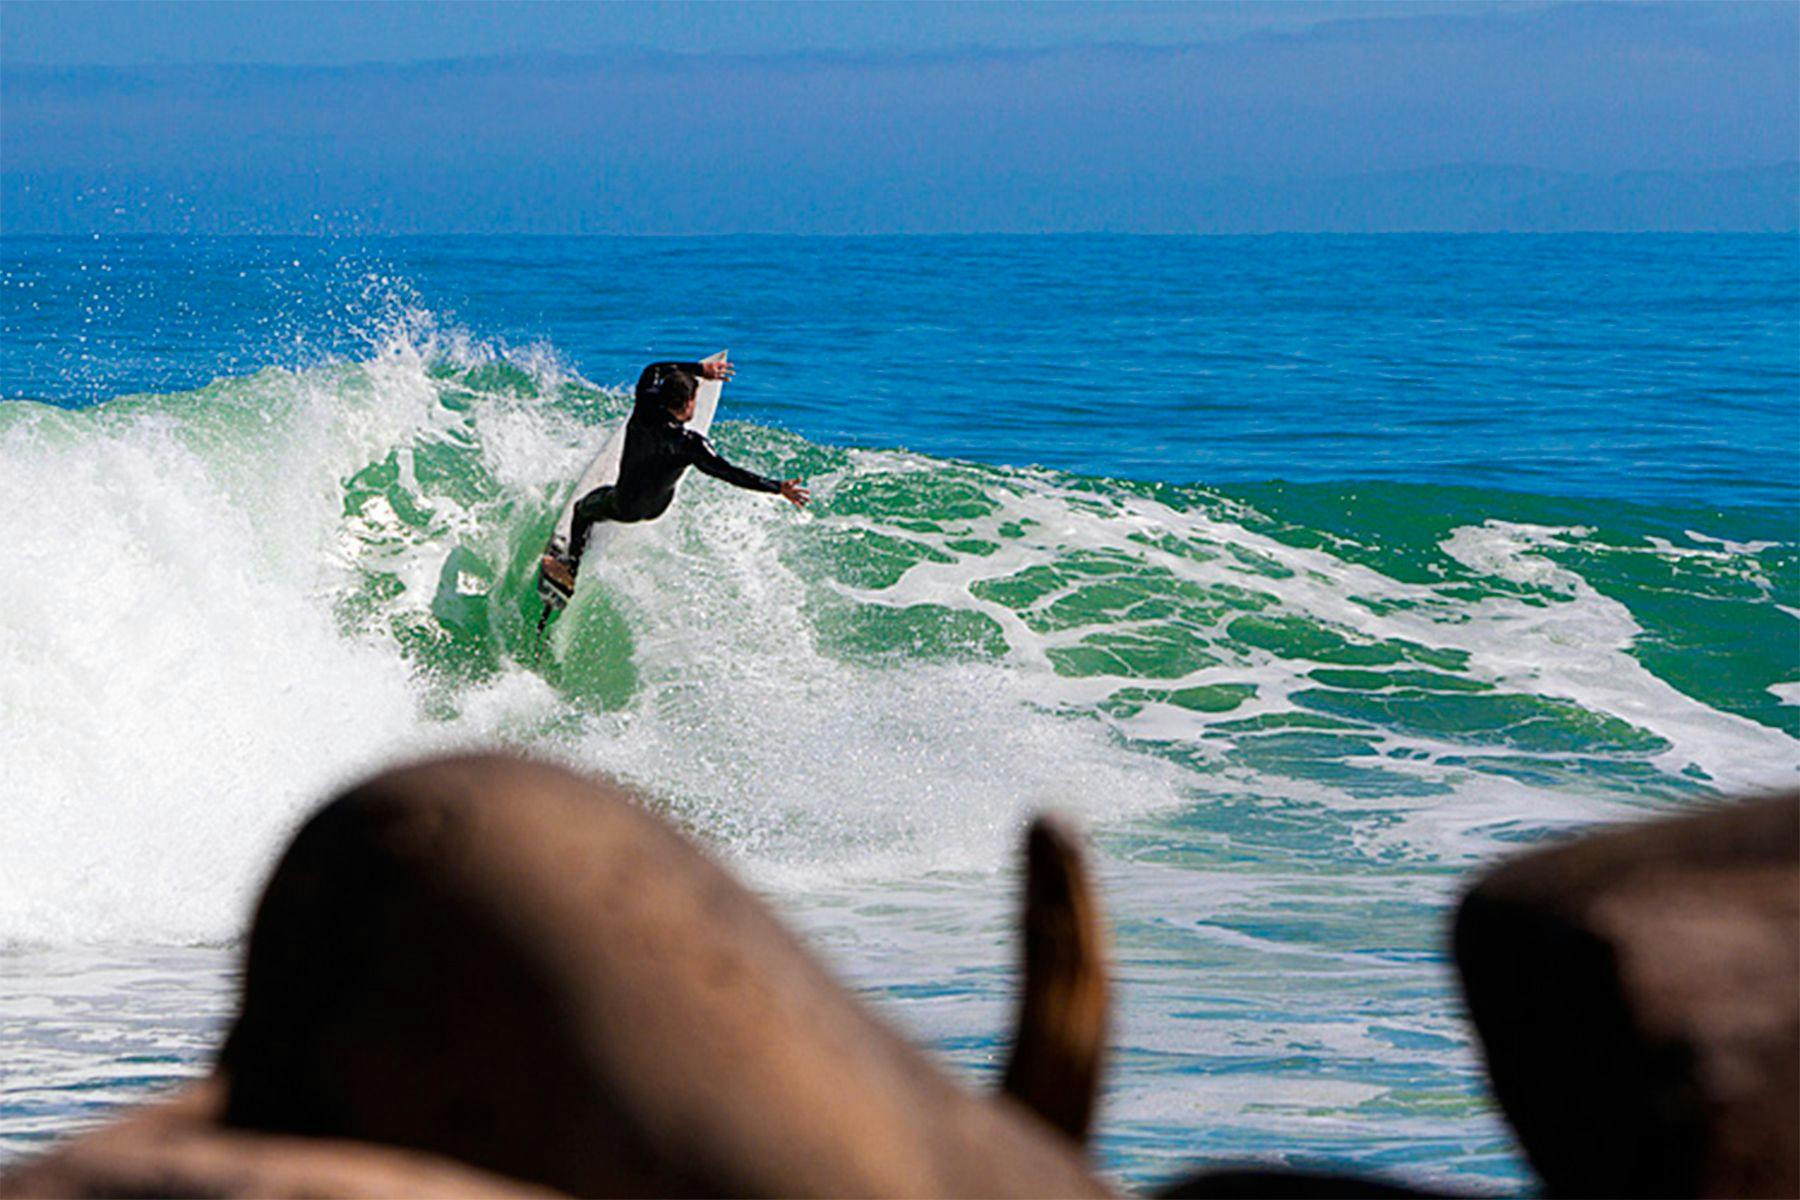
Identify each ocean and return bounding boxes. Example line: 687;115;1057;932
3;233;1796;1192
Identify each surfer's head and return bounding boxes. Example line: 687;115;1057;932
640;365;700;423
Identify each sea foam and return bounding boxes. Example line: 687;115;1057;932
2;328;1794;948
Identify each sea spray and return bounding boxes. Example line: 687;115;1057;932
0;337;1176;946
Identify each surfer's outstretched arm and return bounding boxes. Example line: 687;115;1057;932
683;434;810;508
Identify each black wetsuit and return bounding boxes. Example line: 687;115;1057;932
567;361;781;564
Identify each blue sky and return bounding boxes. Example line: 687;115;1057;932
0;2;1528;63
3;2;1795;233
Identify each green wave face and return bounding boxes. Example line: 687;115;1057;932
789;462;1795;829
5;344;1795;882
311;350;1793;819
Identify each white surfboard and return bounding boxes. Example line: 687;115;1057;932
537;350;728;608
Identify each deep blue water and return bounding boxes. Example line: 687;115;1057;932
6;233;1796;509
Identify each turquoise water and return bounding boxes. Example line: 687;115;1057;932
2;234;1796;1191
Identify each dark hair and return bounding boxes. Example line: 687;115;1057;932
643;366;699;414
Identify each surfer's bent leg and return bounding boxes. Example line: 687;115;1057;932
568;485;619;564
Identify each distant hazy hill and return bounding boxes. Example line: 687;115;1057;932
1186;162;1799;234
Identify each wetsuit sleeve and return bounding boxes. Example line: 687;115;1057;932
683;432;782;494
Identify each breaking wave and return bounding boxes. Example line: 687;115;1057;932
2;321;1795;946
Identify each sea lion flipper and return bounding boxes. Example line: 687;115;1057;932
1001;814;1110;1144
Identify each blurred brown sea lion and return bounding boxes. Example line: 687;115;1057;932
0;1078;555;1199
219;753;1114;1198
8;757;1793;1199
1456;790;1799;1199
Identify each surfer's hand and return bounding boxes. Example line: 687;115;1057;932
700;358;735;381
779;479;810;509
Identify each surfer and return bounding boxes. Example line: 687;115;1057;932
542;357;808;594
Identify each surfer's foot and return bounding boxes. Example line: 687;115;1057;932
540;553;577;593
